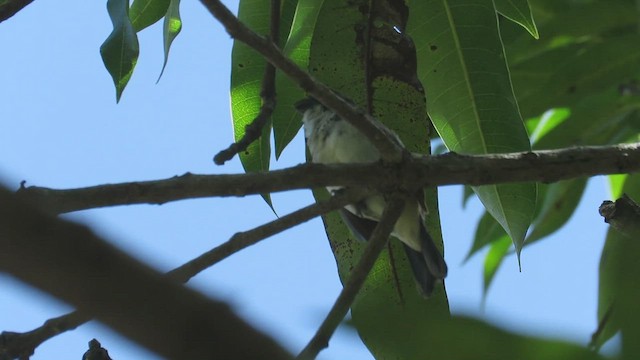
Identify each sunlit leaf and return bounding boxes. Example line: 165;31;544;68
157;0;182;81
529;108;570;145
129;0;170;32
407;0;536;263
100;0;140;102
494;0;538;38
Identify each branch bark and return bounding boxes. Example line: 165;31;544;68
0;186;293;360
18;143;640;214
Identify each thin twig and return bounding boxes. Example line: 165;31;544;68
198;0;405;161
296;195;406;360
0;0;33;23
0;189;369;357
167;187;370;282
17;143;640;214
213;0;281;165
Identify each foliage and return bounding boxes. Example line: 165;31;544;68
2;0;638;358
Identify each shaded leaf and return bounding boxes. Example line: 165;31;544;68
465;211;507;262
157;0;182;81
309;1;449;358
407;0;536;263
100;0;140;102
129;0;170;32
494;0;538;39
525;178;587;244
483;236;511;295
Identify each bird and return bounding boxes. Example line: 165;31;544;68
295;96;447;297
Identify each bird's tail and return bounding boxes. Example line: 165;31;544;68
403;223;447;297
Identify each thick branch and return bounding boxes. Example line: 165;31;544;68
297;196;406;360
0;186;293;360
18;143;640;214
198;0;405;161
1;189;369;357
0;0;33;23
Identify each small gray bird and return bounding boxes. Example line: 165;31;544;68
295;97;447;297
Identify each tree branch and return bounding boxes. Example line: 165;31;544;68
0;0;33;23
213;0;281;165
198;0;405;161
297;195;406;360
18;143;640;214
0;186;293;360
599;194;640;239
1;188;369;357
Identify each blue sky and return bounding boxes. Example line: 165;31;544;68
0;1;616;359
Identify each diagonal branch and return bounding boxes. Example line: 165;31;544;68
17;143;640;214
198;0;405;162
0;186;294;360
1;188;369;358
213;0;281;165
296;195;406;360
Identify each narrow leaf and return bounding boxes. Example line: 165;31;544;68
525;178;587;244
129;0;170;32
465;211;507;262
407;0;536;263
100;0;140;102
494;0;538;39
483;237;511;295
157;0;182;82
272;0;324;158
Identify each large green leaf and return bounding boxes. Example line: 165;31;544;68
308;1;450;358
100;0;140;102
230;0;274;205
494;0;538;38
129;0;170;32
407;0;536;262
157;0;182;81
465;211;508;262
403;315;606;360
593;174;640;350
272;0;324;158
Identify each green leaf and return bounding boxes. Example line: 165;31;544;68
593;174;640;351
465;211;507;262
272;0;324;158
529;108;570;145
230;0;275;206
100;0;140;102
608;174;627;199
483;236;511;295
129;0;170;32
408;315;606;360
525;178;587;244
157;0;182;82
407;0;536;263
494;0;538;39
309;1;449;357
